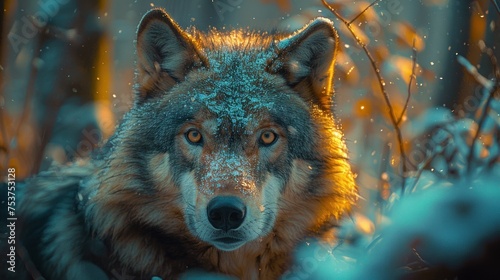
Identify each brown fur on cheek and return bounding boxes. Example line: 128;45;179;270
86;148;204;275
149;153;175;186
256;156;355;264
89;152;186;236
145;152;186;226
285;159;314;194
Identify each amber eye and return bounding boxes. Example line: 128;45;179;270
259;131;277;146
185;129;203;145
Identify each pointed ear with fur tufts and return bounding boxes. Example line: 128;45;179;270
135;8;208;100
267;18;338;110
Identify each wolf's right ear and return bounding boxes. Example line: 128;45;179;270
136;9;208;100
267;18;338;111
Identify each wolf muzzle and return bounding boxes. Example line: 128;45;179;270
207;196;246;232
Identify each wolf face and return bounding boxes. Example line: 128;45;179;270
172;74;307;251
77;8;357;278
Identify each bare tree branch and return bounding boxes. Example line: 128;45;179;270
397;39;417;126
349;0;381;25
321;0;408;194
459;41;499;175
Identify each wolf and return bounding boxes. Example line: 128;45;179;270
18;8;357;280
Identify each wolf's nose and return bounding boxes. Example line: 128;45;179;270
207;196;246;231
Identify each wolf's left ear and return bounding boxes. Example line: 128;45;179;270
267;18;338;110
136;8;208;100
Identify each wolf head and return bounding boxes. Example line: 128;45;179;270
86;8;356;269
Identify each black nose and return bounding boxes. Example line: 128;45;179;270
207;196;246;231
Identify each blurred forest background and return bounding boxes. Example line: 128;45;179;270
1;0;500;278
1;0;497;180
1;0;498;210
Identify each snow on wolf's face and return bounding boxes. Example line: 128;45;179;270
170;60;309;251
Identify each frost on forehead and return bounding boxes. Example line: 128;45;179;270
190;50;276;128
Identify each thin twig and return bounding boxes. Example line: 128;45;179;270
321;0;408;194
412;247;430;266
410;154;436;193
397;39;417;125
366;234;383;251
491;0;500;14
457;56;494;91
349;0;381;25
459;42;499;175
